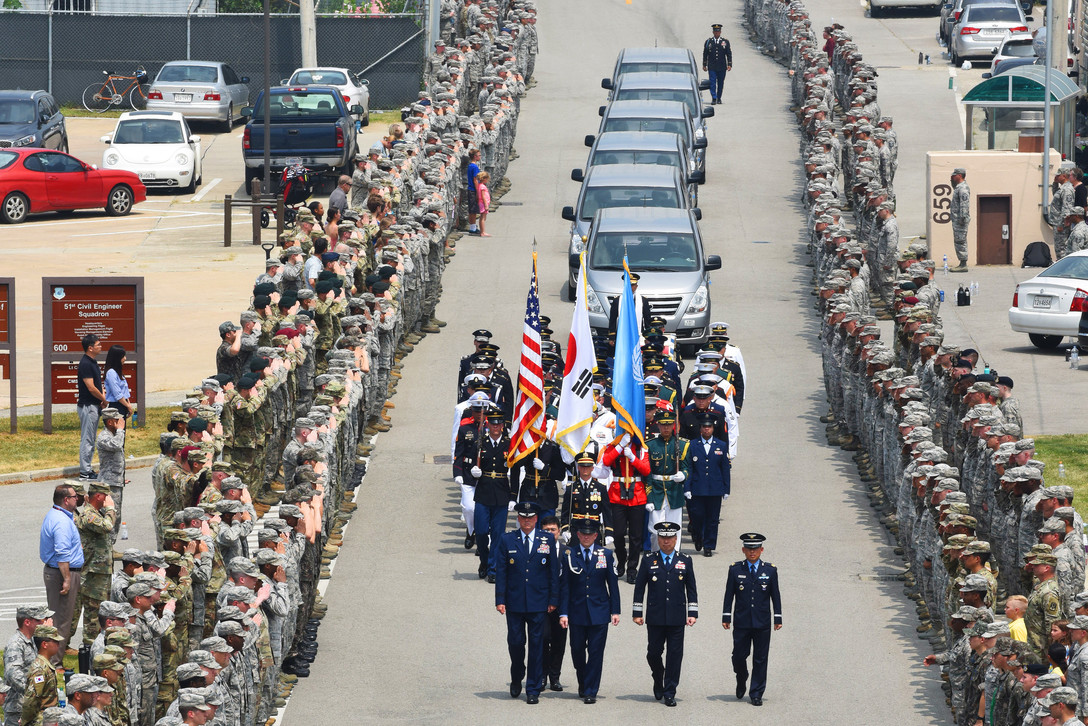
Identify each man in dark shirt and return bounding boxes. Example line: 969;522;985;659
77;334;106;480
1073;168;1087;210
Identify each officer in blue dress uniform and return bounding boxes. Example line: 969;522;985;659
496;501;561;704
633;521;698;707
721;532;783;707
702;23;733;104
683;413;731;556
558;518;621;704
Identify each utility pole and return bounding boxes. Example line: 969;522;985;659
263;0;272;194
301;0;318;68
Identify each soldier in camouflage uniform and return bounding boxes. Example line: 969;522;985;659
75;481;117;645
1025;549;1063;661
21;626;63;726
4;605;52;726
95;408;126;539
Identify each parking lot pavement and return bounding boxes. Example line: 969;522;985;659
1;116;385;410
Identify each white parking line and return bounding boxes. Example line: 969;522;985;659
70;220;253;237
189;177;222;203
17;210;208;229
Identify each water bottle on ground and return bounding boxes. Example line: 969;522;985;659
1059;461;1067;478
943;255;949;275
1071;347;1080;369
120;522;129;540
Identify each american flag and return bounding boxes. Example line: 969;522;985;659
507;251;546;466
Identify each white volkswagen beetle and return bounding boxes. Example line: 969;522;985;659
101;111;202;192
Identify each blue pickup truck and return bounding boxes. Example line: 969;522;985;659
241;85;362;185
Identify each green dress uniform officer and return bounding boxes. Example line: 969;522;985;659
646;410;690;550
722;533;782;707
702;23;732;104
633;522;698;707
495;502;560;705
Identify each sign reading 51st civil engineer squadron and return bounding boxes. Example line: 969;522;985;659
41;277;145;433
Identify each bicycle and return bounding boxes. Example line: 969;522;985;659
82;67;150;113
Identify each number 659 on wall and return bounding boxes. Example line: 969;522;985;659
932;184;951;223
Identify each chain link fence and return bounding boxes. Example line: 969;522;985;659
0;10;425;109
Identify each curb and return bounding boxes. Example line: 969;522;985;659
0;455;158;485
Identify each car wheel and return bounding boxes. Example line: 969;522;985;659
1029;333;1063;349
185;172;198;194
1;192;29;224
223;105;233;133
870;3;881;17
106;185;134;216
362;110;370;127
950;48;959;65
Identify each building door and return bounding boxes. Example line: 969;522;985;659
976;195;1012;265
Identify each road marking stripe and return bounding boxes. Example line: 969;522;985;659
21;210;206;229
70;220;253;238
189;177;222;203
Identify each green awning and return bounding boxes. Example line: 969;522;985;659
962;66;1081;104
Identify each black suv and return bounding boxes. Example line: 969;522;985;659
0;90;68;151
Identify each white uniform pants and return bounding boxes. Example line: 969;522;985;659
648;500;683;551
461;483;477;534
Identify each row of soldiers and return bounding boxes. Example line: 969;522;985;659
746;1;1088;724
2;2;540;726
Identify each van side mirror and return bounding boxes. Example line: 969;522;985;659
692;208;702;221
598;105;606;117
705;255;722;271
571;168;584;182
702;106;715;118
561;206;576;222
601;78;613;90
699;79;710;91
688;170;705;185
694;137;707;149
584;134;595;148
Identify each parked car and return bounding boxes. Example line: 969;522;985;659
100;111;202;192
578;207;721;350
562;163;699;291
146;61;250;131
1008;250;1088;348
241;86;363;185
950;3;1029;65
595;100;706;172
573;130;703;206
605;72;714;132
0;90;67;151
941;0;1022;47
284;68;370;125
989;31;1037;74
0;148;145;223
605;47;708;91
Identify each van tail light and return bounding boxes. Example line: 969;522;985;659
1071;289;1088;312
1013;285;1019;308
335;126;344;148
242;127;250;150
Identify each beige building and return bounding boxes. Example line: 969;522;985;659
924;150;1060;266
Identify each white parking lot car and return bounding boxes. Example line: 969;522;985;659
284;67;370;125
1008;250;1088;348
101;111;202;192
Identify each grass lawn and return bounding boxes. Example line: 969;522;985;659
1033;434;1088;519
61;104;127;119
0;406;173;475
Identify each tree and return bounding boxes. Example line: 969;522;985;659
3;0;24;8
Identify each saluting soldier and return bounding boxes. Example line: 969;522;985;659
558;518;621;704
722;533;783;707
495;502;560;705
560;451;615;545
645;409;690;551
702;23;733;105
633;522;698;707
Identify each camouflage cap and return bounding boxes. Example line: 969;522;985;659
227;556;260;578
92;653;123;672
98;601;128;619
959;573;991;593
1032;672;1063;691
962;540;990;555
252;549;284;567
175;662;205;682
105;628;134;647
1043;686;1079;707
16;604;54;620
200;636;234;654
187;649;220;669
220;476;245;492
34;625;63;642
1055;506;1076;522
177;689;211;712
1067;615;1088;631
1038;517;1066;534
943;534;972;550
951;605;979;622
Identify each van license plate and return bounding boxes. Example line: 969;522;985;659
1033;296;1052;308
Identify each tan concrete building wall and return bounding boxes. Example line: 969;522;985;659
924;150;1060;266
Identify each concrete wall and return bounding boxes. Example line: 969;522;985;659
924;149;1060;266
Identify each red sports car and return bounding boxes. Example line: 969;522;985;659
0;147;146;223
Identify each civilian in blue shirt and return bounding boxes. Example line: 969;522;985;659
466;148;482;235
103;345;133;420
40;482;85;660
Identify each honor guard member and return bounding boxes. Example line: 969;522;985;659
560;451;615;545
452;395;489;551
457;329;493;394
558;518;621;704
511;436;566;518
467;411;513;583
722;533;783;707
495;502;561;705
646;410;690;550
633;522;698;707
684;413;731;556
702;23;732;104
602;432;651;584
679;385;727;441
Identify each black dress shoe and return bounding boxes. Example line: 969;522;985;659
510;682;522;698
703;549;713;557
487;574;496;584
750;697;763;706
549;680;564;692
526;695;539;705
478;564;487;579
653;682;663;700
736;681;746;699
578;686;585;698
464;531;475;550
664;697;677;707
583;697;596;704
626;573;637;584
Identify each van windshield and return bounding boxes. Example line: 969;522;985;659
589;232;699;272
579;186;681;220
614;89;696;116
590;150;682;169
603;117;690;143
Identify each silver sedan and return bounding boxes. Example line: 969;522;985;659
145;61;250;131
1008;251;1088;348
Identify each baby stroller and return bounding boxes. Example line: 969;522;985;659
260;158;315;228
